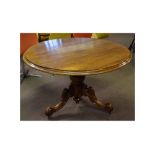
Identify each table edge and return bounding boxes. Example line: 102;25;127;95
23;52;132;76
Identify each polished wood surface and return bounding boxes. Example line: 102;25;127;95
23;38;132;75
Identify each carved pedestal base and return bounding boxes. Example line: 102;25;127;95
45;76;113;118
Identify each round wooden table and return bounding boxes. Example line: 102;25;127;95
23;38;132;118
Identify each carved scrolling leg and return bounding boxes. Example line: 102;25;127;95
85;86;113;113
45;88;70;117
44;75;113;118
69;76;113;113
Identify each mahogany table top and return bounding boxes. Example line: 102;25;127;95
23;38;132;75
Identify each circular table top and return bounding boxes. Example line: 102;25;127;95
23;38;132;76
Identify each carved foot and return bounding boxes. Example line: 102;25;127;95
104;103;113;113
45;106;55;117
45;102;67;117
95;100;113;113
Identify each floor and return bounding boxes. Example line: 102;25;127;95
20;33;135;121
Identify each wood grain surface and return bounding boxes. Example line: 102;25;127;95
23;38;132;75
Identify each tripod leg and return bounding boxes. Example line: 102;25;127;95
86;86;113;113
45;88;70;117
